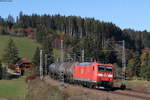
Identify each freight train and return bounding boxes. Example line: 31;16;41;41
49;62;115;89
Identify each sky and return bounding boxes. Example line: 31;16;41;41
0;0;150;31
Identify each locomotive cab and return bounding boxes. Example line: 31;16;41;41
96;64;114;88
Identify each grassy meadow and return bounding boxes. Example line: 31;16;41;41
125;80;150;87
0;78;26;100
0;35;39;60
0;35;39;100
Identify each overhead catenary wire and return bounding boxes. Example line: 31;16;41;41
103;40;126;86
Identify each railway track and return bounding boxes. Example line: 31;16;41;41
111;90;150;100
78;85;150;100
44;76;150;100
96;87;150;100
83;87;150;100
127;89;150;95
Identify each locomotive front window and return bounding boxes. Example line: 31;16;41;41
98;66;112;72
106;67;112;72
98;66;105;72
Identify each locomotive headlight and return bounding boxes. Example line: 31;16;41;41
108;75;113;77
97;73;103;76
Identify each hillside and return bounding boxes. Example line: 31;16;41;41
0;35;39;60
0;14;150;79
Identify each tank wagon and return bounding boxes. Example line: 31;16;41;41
49;62;114;89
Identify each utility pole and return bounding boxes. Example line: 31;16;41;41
61;39;64;62
40;50;43;80
73;54;76;62
122;40;126;85
57;58;59;62
81;50;84;62
58;39;64;87
45;54;48;75
90;58;93;62
60;40;65;88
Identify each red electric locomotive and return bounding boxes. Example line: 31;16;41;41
49;62;114;89
73;62;114;88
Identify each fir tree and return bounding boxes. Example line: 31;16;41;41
2;38;19;69
126;58;136;78
32;47;40;73
36;24;47;43
140;49;150;80
42;35;54;64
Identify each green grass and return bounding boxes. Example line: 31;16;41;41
0;35;39;60
125;80;150;86
0;78;26;100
